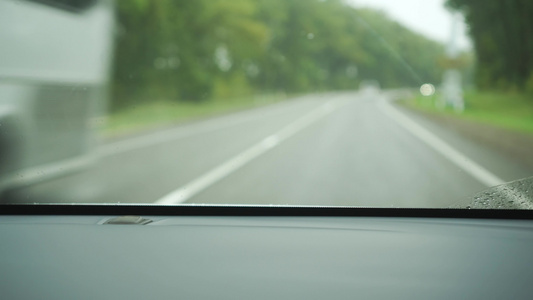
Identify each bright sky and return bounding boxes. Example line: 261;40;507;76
347;0;471;50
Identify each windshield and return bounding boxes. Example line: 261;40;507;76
0;0;531;208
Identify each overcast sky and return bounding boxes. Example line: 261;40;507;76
347;0;471;50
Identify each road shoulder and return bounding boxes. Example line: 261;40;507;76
400;105;533;173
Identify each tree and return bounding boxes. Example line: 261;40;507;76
446;0;533;90
111;0;447;111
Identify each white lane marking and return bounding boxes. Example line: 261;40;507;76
99;120;242;157
0;154;96;191
99;100;311;157
156;100;344;204
377;100;505;187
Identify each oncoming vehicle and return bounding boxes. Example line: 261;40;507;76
359;79;381;98
359;79;380;91
0;0;113;194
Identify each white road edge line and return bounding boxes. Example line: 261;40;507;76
381;100;533;208
0;154;96;192
156;100;343;204
377;99;505;187
99;101;305;157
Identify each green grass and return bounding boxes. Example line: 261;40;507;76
402;90;533;134
103;93;287;137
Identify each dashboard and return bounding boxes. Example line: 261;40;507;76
2;205;533;299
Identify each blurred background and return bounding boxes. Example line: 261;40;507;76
1;0;532;206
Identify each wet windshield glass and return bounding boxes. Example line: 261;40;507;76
1;0;532;207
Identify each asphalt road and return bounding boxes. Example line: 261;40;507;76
6;91;532;207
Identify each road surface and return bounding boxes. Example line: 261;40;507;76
5;91;532;207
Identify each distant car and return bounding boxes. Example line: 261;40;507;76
359;80;381;97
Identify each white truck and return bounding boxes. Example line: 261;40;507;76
0;0;114;193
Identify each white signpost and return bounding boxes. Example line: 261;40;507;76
441;12;464;112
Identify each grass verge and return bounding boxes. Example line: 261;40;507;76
401;90;533;134
103;93;287;138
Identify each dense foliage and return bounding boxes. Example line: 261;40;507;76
446;0;533;91
112;0;445;111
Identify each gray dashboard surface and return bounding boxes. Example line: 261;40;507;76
1;215;533;299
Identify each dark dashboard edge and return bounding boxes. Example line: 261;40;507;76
1;204;533;220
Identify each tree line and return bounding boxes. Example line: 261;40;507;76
112;0;446;111
446;0;533;92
